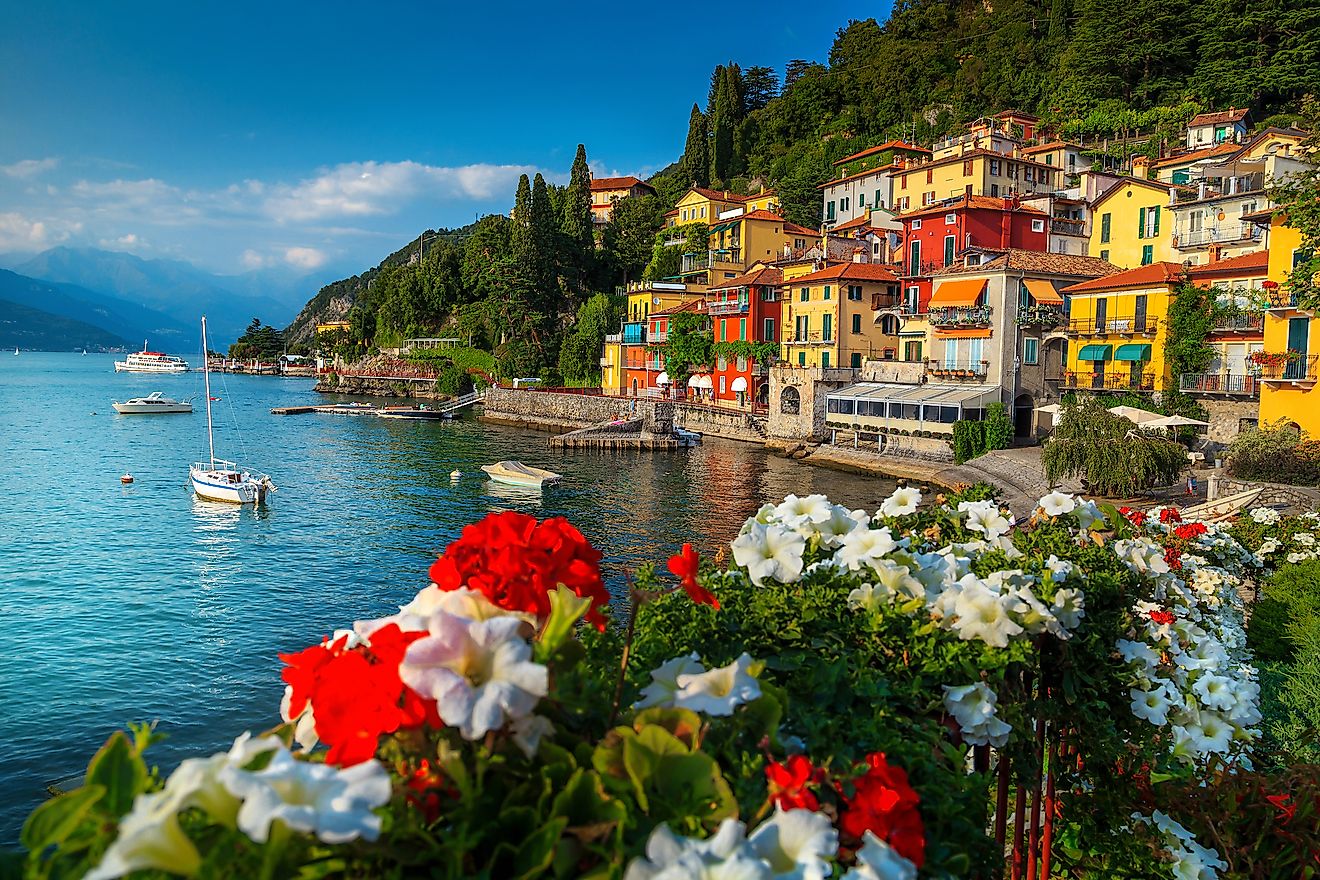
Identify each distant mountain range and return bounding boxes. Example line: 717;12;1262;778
0;269;193;348
0;296;130;352
2;247;333;345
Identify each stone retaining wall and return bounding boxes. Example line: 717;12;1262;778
672;405;767;443
1207;473;1320;513
316;375;445;400
482;388;673;434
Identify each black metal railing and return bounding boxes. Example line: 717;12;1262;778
925;359;990;379
1258;354;1320;382
1210;312;1265;333
1062;371;1156;391
1065;316;1160;336
1179;373;1259;396
928;305;993;327
1017;305;1067;328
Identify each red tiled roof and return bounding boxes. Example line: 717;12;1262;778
993;109;1039;122
1189;108;1249;128
897;193;1047;220
833;141;930;166
1090;176;1187;207
892;147;1058;176
1152;142;1242;168
1061;262;1184;294
818;163;900;188
590;176;653;192
781;262;899;285
829;214;879;233
783;220;819;236
1188;250;1269;278
1021;140;1085;155
708;266;785;291
650;298;708;317
931;248;1121;279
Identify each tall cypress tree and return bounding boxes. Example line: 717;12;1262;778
680;104;710;189
710;65;744;186
511;173;533;264
561;144;595;264
529;172;558;298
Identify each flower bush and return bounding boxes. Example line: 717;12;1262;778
19;492;1303;879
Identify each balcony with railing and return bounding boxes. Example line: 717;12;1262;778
1065;316;1160;336
1256;353;1320;385
604;332;622;344
707;299;749;316
928;305;993;327
1061;371;1157;391
649;329;669;344
783;331;835;345
1050;217;1086;236
680;253;710;274
1171;173;1266;204
621;323;646;345
710;247;743;267
1017;304;1067;329
870;292;902;311
925;359;990;380
1174;224;1264;248
1264;285;1302;311
901;259;945;279
1179;372;1259;396
1209;312;1265;334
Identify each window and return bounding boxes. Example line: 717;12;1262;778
923;191;935;206
943;234;955;266
826;201;835;220
736;356;747;371
911;219;922;230
822;314;833;341
739;318;746;341
926;169;933;184
1018;281;1030;311
700;207;706;218
794;238;805;248
798;351;806;366
796;315;808;339
990;160;1002;176
681;209;688;222
875;189;884;207
1008;163;1020;180
763;317;775;341
720;321;727;341
1139;205;1160;238
1031;219;1045;232
1025;167;1035;183
1141;244;1154;265
1045;155;1054;166
716;356;728;370
1023;338;1039;365
1189;210;1203;232
821;351;830;368
851;352;862;368
848;285;863;301
1100;249;1110;261
905;286;919;313
800;287;809;302
904;340;922;361
852;313;862;334
901;175;908;190
990;183;1000;197
945;213;957;224
719;375;726;394
824;285;832;300
962;160;973;175
908;240;922;276
841;197;850;212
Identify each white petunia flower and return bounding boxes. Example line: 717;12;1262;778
85;787;201;880
1116;638;1161;670
1038;491;1077;517
1074;499;1106;531
943;682;1013;747
880;486;922;518
732;523;807;586
634;653;705;710
510;714;555;758
844;830;918;880
815;505;868;548
280;686;319;751
624;818;770;880
674;653;762;716
1051;588;1086;631
961;501;1011;539
949;577;1024;647
1249;507;1280;525
1191;674;1237;712
747;808;838;880
1114;538;1171;576
1186;711;1234;755
835;526;898;571
398;612;548;740
1130;686;1176;726
1044;555;1075;581
848;583;887;612
774;494;835;529
219;748;391;844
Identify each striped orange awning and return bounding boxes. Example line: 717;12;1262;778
935;328;993;339
1024;278;1063;304
929;278;987;307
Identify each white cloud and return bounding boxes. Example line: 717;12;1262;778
2;157;59;179
97;233;144;251
283;246;327;270
241;249;270;269
0;211;69;251
263;160;539;223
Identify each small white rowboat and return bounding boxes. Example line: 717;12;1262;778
481;460;562;488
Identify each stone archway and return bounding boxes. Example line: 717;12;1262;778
780;385;800;415
1014;393;1036;438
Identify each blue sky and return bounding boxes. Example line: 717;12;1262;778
0;1;877;279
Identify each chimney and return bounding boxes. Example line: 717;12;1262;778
1208;245;1221;264
853;246;867;264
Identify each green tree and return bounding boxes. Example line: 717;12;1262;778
557;293;624;385
656;311;711;386
511;174;533;264
561;144;594;262
1042;398;1188;495
1162;279;1216;418
529;172;559;302
679;104;710;188
601;194;665;284
1269;100;1320;309
741;66;780;111
710;64;744;185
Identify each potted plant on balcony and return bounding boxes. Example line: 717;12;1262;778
1249;350;1303;371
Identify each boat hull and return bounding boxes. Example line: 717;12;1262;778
481;461;562;488
114;362;189;373
190;466;270;504
112;402;193;414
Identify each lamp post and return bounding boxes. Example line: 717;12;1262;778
416;231;441;263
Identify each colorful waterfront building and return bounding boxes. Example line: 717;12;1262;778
645;299;709;400
705;266;784;407
1257;213;1320;434
1087;177;1181;269
665;187;780;228
608;281;706;397
675;208;817;287
820;140;930;227
1185;108;1251;150
780;260;901;369
1060;262;1184;395
590;176;655;229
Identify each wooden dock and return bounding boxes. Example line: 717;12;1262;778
550;434;683;450
271;405;319;415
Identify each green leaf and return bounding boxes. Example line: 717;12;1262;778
84;731;149;818
631;708;703;751
513;818;567;879
20;785;106;854
550;769;627;844
536;585;593;663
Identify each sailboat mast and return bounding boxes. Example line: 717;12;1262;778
201;316;216;468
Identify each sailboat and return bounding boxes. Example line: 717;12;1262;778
189;316;275;504
13;346;17;356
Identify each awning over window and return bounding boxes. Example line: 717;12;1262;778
656;372;670;385
1077;344;1113;361
1024;278;1064;304
730;376;748;392
928;278;987;308
1114;343;1152;362
935;328;993;339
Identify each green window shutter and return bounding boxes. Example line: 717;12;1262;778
852;313;861;333
1153;205;1161;235
1141;245;1153;265
739;318;746;340
1138;206;1146;240
1101;213;1111;243
798;351;806;365
851;352;862;368
822;351;830;368
824;285;832;300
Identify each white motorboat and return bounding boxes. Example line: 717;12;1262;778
189;317;275;505
481;460;562;488
112;391;193;414
115;341;189;373
379;405;448;420
675;428;702;447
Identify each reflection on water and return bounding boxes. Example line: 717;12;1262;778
0;354;897;840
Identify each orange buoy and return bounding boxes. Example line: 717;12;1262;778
120;473;134;484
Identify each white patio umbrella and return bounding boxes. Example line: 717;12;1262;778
1035;402;1063;426
1107;404;1164;425
1145;414;1210;429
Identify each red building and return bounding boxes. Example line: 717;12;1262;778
705;266;784;408
629;300;709;399
897;194;1051;309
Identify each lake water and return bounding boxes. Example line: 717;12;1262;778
0;352;896;840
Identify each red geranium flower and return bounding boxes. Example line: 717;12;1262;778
1173;522;1208;541
766;754;822;811
279;624;441;766
667;543;720;609
1266;793;1296;823
1164;547;1183;571
1149;609;1176;625
405;759;454;824
839;753;926;868
1120;506;1147;527
1160;508;1182;524
429;511;610;629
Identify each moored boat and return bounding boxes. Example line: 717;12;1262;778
115;342;189;373
379;405;448;420
112;391;193;414
481;460;562;488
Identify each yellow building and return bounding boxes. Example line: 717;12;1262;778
677;210;817;286
891;150;1058;212
1088;178;1179;269
601;337;623;393
1257;213;1320;433
667;187;781;227
315;320;351;334
1060;262;1184;393
780;262;901;369
590;176;655;227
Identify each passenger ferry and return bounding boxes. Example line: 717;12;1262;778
114;342;189;373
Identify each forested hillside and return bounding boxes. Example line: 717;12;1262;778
288;0;1317;381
